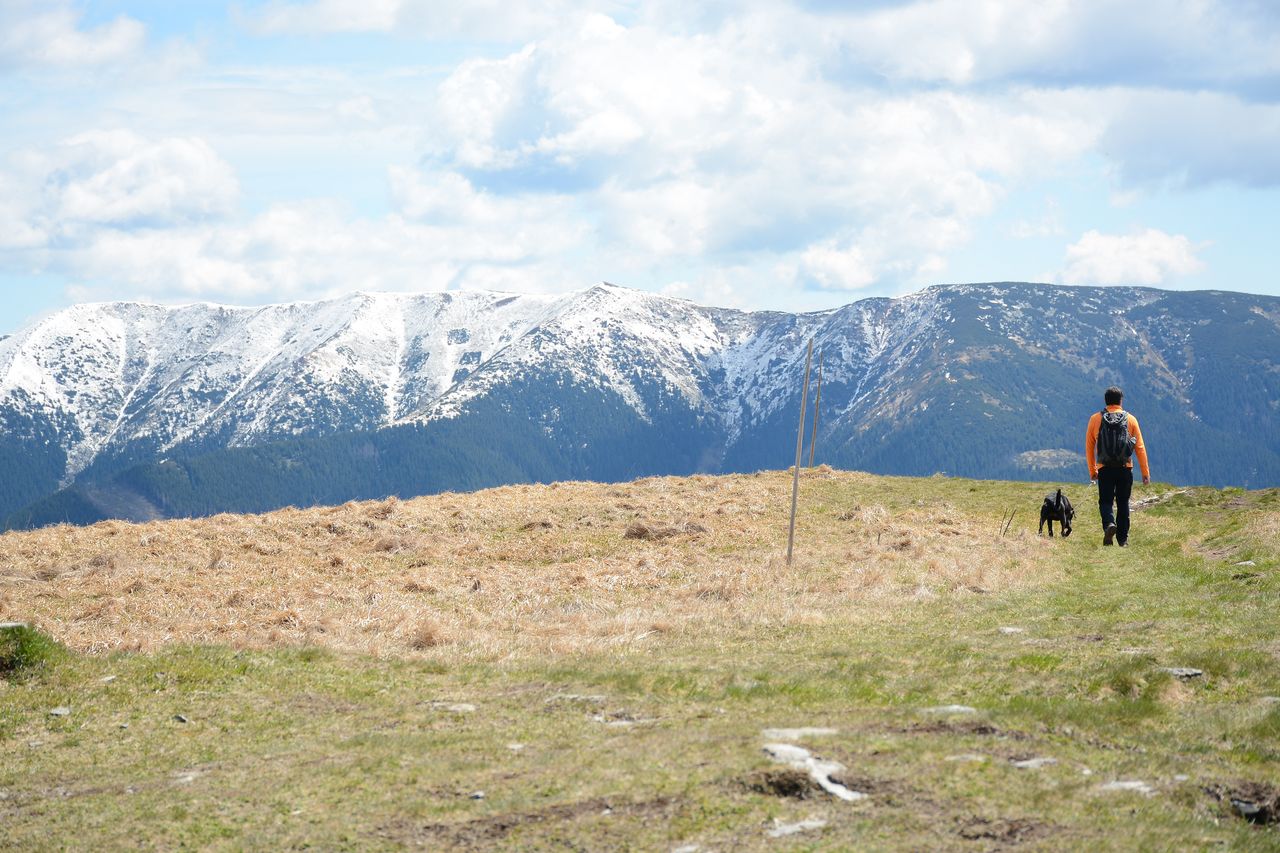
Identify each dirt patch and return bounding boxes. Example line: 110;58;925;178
1197;544;1240;561
1130;490;1190;512
381;795;681;848
743;768;823;799
826;773;891;796
956;816;1048;845
1206;781;1280;826
894;721;1030;740
286;693;362;715
623;521;708;541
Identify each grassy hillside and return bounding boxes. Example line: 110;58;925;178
1;470;1278;850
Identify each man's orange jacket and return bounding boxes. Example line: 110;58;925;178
1085;405;1150;480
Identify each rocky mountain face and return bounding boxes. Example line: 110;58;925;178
2;282;1278;527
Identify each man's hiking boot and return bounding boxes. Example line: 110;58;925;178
1103;523;1118;546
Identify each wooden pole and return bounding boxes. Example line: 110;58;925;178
808;350;823;468
787;339;814;566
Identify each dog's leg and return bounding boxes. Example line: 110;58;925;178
1049;519;1055;537
1039;516;1045;536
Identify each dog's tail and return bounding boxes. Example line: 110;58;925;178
1055;488;1062;505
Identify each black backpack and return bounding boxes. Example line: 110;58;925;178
1097;409;1136;466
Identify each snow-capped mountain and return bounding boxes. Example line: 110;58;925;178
2;282;1278;526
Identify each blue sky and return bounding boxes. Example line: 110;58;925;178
2;0;1278;333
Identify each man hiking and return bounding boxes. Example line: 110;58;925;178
1085;386;1150;547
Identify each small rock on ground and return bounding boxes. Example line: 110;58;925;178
761;727;838;741
945;753;988;763
1234;560;1256;566
1011;757;1057;770
767;818;827;838
1098;780;1156;796
469;791;485;800
430;701;477;712
1161;667;1203;679
763;743;867;802
923;704;977;715
671;845;701;853
547;693;607;705
173;714;190;723
49;707;71;717
592;710;654;726
997;626;1025;635
0;622;29;630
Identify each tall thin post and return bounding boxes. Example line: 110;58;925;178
808;350;823;468
787;339;814;566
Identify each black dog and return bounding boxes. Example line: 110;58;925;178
1039;489;1074;537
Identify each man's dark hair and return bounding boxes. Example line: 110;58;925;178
1104;386;1124;406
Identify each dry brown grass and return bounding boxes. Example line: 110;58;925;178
0;471;1052;660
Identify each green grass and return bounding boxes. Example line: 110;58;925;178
0;623;66;681
2;476;1279;850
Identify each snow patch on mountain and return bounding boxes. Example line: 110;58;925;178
0;282;950;482
5;281;1276;493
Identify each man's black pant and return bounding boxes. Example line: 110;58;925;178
1097;466;1133;544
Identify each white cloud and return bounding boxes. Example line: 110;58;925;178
1059;228;1206;286
4;0;1278;315
425;15;1098;290
58;200;582;304
798;241;876;291
0;174;45;251
823;0;1280;90
0;1;145;70
435;45;540;170
388;166;587;247
247;0;599;40
250;0;401;33
49;131;240;227
0;130;239;251
0;147;589;305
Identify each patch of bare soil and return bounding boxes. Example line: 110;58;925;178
743;768;823;799
623;521;708;541
825;773;892;797
1130;490;1190;512
1206;781;1280;826
380;795;682;848
1196;543;1240;561
893;721;1031;740
285;693;362;716
956;816;1049;846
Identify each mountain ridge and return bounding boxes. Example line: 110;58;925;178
3;281;1279;527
